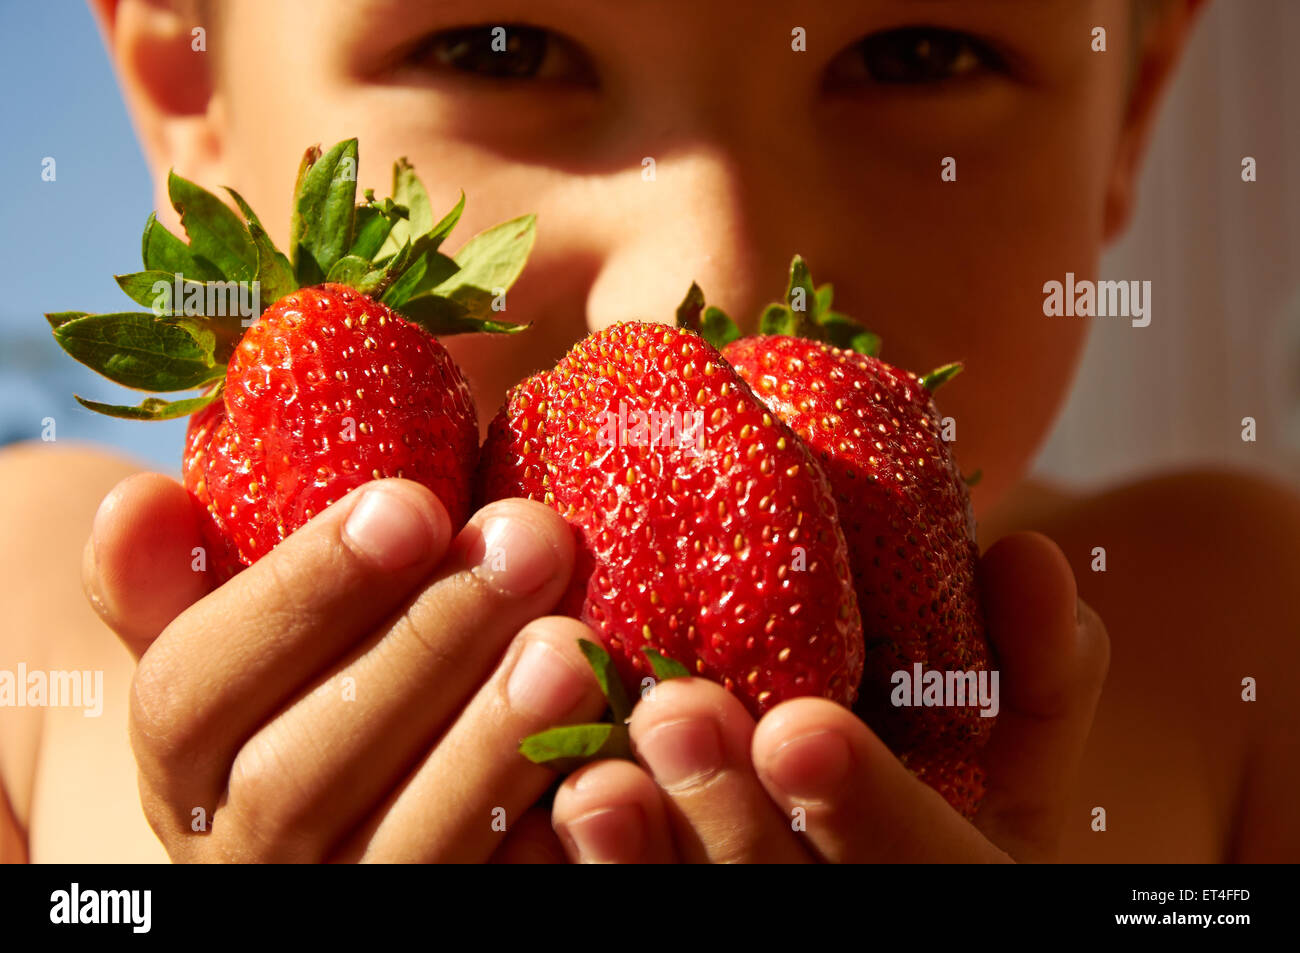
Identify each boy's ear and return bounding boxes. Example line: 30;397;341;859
89;0;225;221
1103;0;1208;242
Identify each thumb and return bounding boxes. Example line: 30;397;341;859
82;472;214;659
972;531;1110;861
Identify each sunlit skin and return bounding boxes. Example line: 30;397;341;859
1;0;1297;863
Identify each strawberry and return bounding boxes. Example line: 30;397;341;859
482;321;864;746
696;257;996;818
49;139;535;579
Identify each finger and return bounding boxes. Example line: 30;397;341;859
551;759;677;864
130;478;453;843
213;500;579;861
83;472;212;659
752;698;1010;863
628;678;812;863
972;532;1110;862
490;806;568;864
340;617;607;863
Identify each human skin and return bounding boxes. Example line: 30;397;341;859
2;0;1298;862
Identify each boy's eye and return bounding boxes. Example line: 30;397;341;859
414;25;592;83
828;27;1001;86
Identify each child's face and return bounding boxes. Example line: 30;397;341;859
175;0;1149;514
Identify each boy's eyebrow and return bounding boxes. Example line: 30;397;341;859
339;0;1082;45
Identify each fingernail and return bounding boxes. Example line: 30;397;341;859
637;718;723;789
765;730;853;800
471;516;559;596
342;486;437;570
507;640;589;719
557;805;644;863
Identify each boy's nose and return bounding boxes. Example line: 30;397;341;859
581;148;788;335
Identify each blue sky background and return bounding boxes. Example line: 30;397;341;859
0;1;181;472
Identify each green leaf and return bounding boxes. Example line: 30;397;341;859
700;306;741;350
519;722;632;770
433;214;536;318
577;639;633;723
288;143;321;276
381;250;459;310
425;190;466;250
246;223;297;307
760;303;798;337
350;200;408;260
437;286;499;320
642;648;691;681
850;329;881;357
325;255;373;286
140;212;223;281
223;187;268;232
785;255;816;312
784;255;819;336
74;386;223;421
53;313;222;392
45;311;87;329
378;157;435;258
113;272;254;360
354;242;416;300
815;282;834;316
115;271;213;313
963;468;984;488
674;281;706;331
919;362;963;392
224;187;296;306
291;138;360;285
167;172;257;282
820;313;881;357
399;294;530;336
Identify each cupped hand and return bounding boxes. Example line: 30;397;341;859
549;532;1109;863
84;473;607;862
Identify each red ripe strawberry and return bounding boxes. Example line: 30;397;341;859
187;284;479;577
700;258;995;818
482;321;864;726
50;139;535;579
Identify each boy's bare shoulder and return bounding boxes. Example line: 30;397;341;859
1026;467;1300;637
0;441;145;595
0;439;144;495
1001;468;1300;861
0;442;143;830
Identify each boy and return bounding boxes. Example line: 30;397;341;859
2;0;1296;862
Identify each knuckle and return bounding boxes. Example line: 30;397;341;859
251;547;319;630
129;645;206;766
386;600;460;669
226;728;315;844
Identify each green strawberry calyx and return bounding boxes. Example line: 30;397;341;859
676;254;883;358
47;139;536;421
676;254;968;394
519;640;690;771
